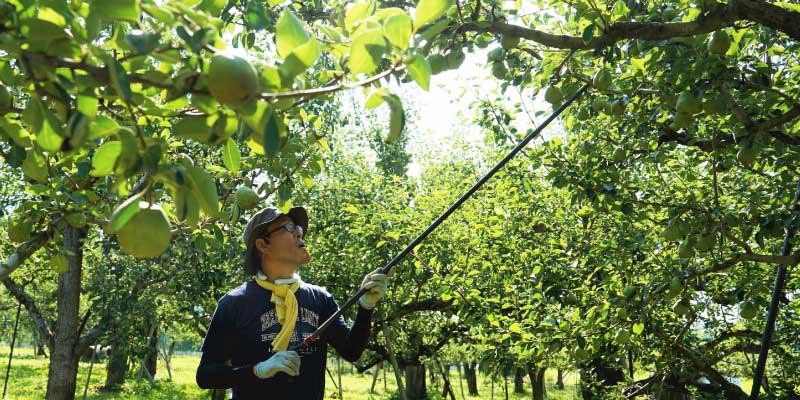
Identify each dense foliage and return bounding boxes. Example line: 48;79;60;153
1;0;799;399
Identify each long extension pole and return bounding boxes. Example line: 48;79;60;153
750;178;800;399
292;84;590;351
3;302;22;398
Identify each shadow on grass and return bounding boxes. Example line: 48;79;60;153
84;380;207;400
0;351;47;361
1;364;48;398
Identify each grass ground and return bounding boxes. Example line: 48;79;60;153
0;345;582;399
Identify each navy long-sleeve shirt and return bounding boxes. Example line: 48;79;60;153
196;280;373;399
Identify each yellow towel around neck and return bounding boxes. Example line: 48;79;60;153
254;273;301;352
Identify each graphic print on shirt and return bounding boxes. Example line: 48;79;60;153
260;306;320;355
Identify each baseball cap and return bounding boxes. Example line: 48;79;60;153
242;206;308;275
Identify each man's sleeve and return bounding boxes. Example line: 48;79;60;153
323;293;373;363
196;298;258;388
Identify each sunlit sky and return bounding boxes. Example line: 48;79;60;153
340;48;566;178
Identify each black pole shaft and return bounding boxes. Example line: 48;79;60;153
82;347;97;400
750;178;800;399
3;302;22;398
292;84;590;351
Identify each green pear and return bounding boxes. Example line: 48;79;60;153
677;239;695;259
739;301;757;320
676;91;703;115
672;299;691;316
501;34;521;49
612;148;627;162
707;31;732;54
592;69;612;91
491;62;508;80
544;86;564;105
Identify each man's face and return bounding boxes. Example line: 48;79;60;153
259;216;311;267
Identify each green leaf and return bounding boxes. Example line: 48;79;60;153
291;36;320;67
38;7;67;26
633;322;644;335
278;181;292;204
185;165;221;217
415;19;448;43
89;116;120;140
365;88;388;108
267;0;284;6
174;115;211;142
263;111;283;157
349;29;386;75
280;36;320;78
77;95;98;116
92;0;141;22
345;2;374;33
776;2;800;13
383;13;412;51
612;0;629;18
0;62;15;84
90;141;122;177
36;115;64;152
414;0;453;30
509;323;522;334
23;97;43;135
582;24;595;44
276;9;310;59
21;150;48;184
385;94;405;144
114;128;140;175
124;30;160;55
140;4;174;24
222;138;241;173
109;192;145;233
30;101;63;153
407;54;431;90
106;57;132;102
20;19;70;40
630;57;646;74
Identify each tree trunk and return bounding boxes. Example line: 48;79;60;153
580;356;625;399
337;356;343;400
528;367;547;400
628;350;635;380
405;364;427;400
143;319;158;379
44;227;85;400
464;362;479;395
557;368;565;389
104;343;128;390
32;325;47;356
383;330;407;400
370;362;381;394
457;363;465;400
514;368;525;393
437;360;456;400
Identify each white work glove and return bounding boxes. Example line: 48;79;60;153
253;351;300;379
359;268;389;310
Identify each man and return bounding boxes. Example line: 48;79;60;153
196;206;389;399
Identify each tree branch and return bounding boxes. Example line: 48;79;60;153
374;298;455;330
0;231;51;280
1;277;54;349
687;252;800;279
23;51;404;103
460;1;800;50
